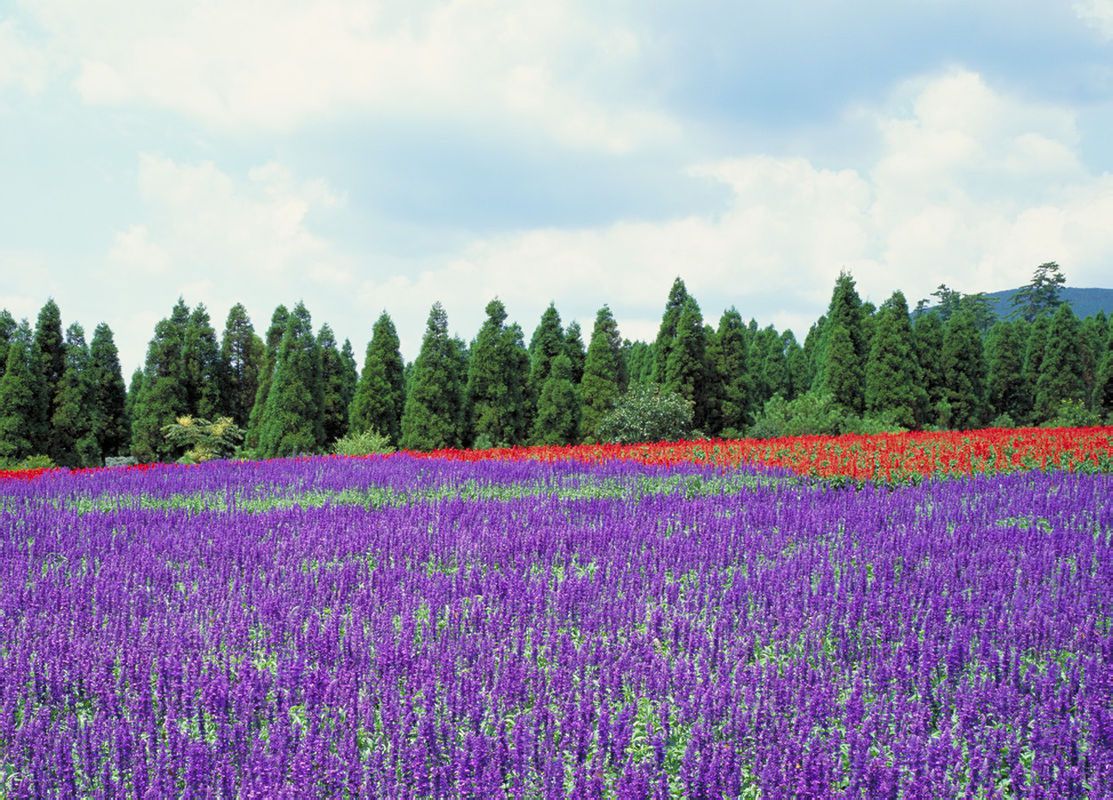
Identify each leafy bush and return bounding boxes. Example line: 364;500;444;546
0;454;54;471
1044;399;1101;429
748;392;845;439
332;428;396;456
162;416;244;464
989;413;1016;429
597;386;693;444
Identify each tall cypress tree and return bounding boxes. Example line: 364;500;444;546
802;316;825;392
624;340;655;387
985;320;1028;422
52;323;100;467
758;326;789;403
707;308;753;436
1034;304;1088;421
782;332;807;401
864;291;923;429
130;300;191;462
1021;315;1050;425
88;323;129;459
817;272;867;413
220;303;263;427
531;352;579;445
31;299;66;458
245;304;289;452
1095;324;1113;420
0;310;16;352
258;302;323;457
0;323;36;463
652;278;691;384
339;339;358;425
913;312;947;426
466;299;530;447
579;305;626;442
528;303;565;405
350;312;405;443
663;297;709;428
401;303;468;451
182;304;222;420
125;368;144;434
317;324;349;447
564;322;586;385
941;307;986;430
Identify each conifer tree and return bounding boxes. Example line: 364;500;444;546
339;338;358;422
864;291;923;429
985;320;1028;422
624;340;655;387
532;352;579;445
219;303;263;427
941;308;986;429
258;302;322;457
663;297;709;428
579;305;626;442
913;313;947;426
245;304;289;451
758;326;789;403
802;316;825;391
31;299;66;458
52;323;100;467
350;312;405;443
706;308;753;436
564;322;586;384
88;323;129;458
0;323;36;463
1011;261;1066;322
466;299;530;447
131;300;191;462
527;303;565;405
816;272;867;413
1095;324;1113;420
317;324;349;447
652;278;690;384
1022;315;1050;424
1034;304;1088;421
401;303;468;451
0;310;15;351
125;368;143;432
783;332;807;400
182;304;222;420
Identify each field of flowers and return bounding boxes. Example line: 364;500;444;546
0;428;1111;797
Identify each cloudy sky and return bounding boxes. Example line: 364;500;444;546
2;1;1112;370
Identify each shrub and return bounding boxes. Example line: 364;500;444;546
162;416;244;464
597;386;693;444
332;428;395;456
748;392;845;439
1044;399;1100;429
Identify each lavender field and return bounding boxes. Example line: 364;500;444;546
1;457;1110;798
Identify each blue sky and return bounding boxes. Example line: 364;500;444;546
2;1;1112;370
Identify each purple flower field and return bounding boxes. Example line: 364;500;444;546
1;457;1110;798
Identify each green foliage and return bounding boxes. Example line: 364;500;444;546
912;312;946;424
350;312;405;444
31;298;65;458
1043;399;1100;429
0;453;53;470
244;304;289;452
531;352;579;445
579;305;627;442
652;277;690;384
748;391;845;439
219;303;263;427
662;297;708;426
317;324;350;446
624;340;655;387
527;303;565;403
0;324;37;462
400;303;468;451
88;323;129;459
705;308;753;436
51;323;100;467
864;291;924;429
563;321;586;384
816;271;866;413
0;309;15;350
1011;261;1066;322
1096;323;1113;418
182;304;223;420
466;299;530;447
331;427;396;456
130;300;191;463
1034;304;1089;422
161;415;244;463
257;302;323;457
985;320;1030;423
941;308;985;429
597;385;693;444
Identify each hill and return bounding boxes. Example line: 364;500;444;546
982;286;1113;319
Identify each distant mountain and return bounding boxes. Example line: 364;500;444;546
981;287;1113;319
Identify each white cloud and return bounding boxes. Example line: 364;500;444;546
1075;0;1113;39
0;20;49;94
24;0;674;152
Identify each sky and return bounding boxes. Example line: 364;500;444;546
2;1;1113;372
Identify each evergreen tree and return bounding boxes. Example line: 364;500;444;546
783;331;807;401
1011;261;1066;322
258;302;323;457
400;303;468;451
1034;303;1088;421
706;308;753;436
245;304;289;451
624;340;655;387
31;299;65;458
52;323;100;467
317;324;349;447
466;299;530;447
182;304;222;419
663;297;709;429
0;323;36;462
758;326;789;403
88;323;129;458
564;322;586;384
802;316;825;391
0;310;15;351
125;368;143;432
860;300;878;360
913;313;947;426
531;352;579;445
527;303;565;406
1095;324;1113;420
219;303;263;427
131;300;191;462
1022;315;1051;424
864;291;923;429
941;308;986;429
579;305;626;442
816;272;867;413
339;339;358;423
985;320;1028;422
350;312;405;443
652;277;690;384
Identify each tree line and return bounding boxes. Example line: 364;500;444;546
1;262;1111;466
